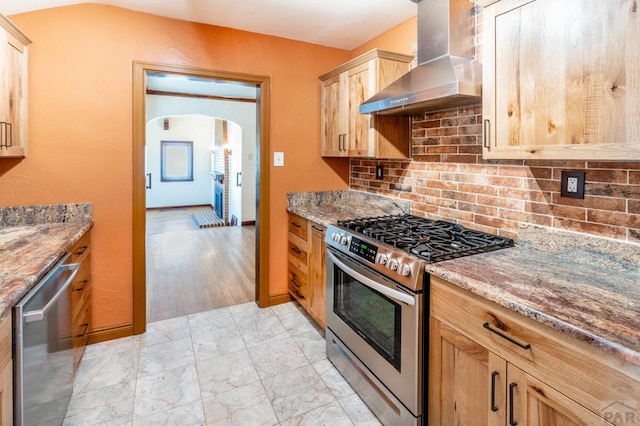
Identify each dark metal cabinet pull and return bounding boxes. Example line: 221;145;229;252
491;371;499;412
77;323;89;338
311;225;324;233
483;322;531;350
74;246;88;256
291;246;301;254
291;222;301;228
74;280;88;292
509;382;518;426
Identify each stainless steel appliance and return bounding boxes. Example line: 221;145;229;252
14;252;80;426
360;0;481;115
325;214;513;425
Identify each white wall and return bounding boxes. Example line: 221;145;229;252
227;121;242;224
146;115;213;208
147;95;257;222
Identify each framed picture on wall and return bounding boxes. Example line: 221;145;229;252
161;141;193;182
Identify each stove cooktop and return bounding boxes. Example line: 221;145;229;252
326;214;514;291
337;214;514;263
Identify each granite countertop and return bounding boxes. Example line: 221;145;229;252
288;190;640;370
0;204;93;319
287;190;411;226
427;226;640;369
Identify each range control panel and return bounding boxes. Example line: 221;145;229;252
348;237;378;263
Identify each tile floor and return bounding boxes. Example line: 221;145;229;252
64;301;382;425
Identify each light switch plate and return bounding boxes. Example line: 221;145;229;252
274;152;284;167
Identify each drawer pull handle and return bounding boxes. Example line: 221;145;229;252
74;279;89;292
509;382;518;426
483;322;531;350
491;371;499;412
291;222;301;228
483;119;490;149
291;278;302;288
311;225;324;233
74;246;88;256
76;322;89;338
291;246;302;254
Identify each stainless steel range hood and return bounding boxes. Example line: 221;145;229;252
360;0;481;116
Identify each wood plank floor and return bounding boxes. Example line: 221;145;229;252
146;206;255;323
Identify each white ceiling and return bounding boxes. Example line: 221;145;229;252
0;0;417;50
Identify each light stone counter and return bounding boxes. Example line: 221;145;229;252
0;203;93;318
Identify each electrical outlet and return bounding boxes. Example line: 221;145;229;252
560;171;586;199
375;165;384;180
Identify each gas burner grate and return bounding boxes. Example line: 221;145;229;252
338;214;514;263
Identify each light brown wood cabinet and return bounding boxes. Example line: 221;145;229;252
70;230;92;374
0;314;12;426
430;276;639;426
479;0;640;160
287;213;326;327
319;49;413;159
0;14;30;158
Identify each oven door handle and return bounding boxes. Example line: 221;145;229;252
327;250;415;306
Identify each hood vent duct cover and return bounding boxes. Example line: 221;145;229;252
360;0;481;116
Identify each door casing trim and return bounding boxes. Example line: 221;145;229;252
132;61;271;334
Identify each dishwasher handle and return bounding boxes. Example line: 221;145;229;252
23;261;80;323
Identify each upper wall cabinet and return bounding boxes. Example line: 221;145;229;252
0;14;30;158
319;49;413;159
479;0;640;160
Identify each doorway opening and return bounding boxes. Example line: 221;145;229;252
133;62;271;334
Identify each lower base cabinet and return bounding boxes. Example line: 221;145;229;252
287;213;326;328
429;276;639;426
0;315;11;426
70;229;92;374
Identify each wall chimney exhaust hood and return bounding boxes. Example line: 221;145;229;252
360;0;481;116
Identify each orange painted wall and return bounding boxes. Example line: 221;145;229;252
351;17;417;58
2;4;351;332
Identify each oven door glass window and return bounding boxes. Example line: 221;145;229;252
333;266;402;371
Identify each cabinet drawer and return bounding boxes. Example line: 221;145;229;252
71;254;91;315
288;235;308;274
69;231;91;263
72;301;91;373
431;277;640;419
288;262;308;308
288;214;308;240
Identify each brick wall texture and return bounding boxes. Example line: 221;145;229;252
350;105;640;243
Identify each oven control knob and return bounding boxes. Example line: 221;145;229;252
339;235;349;245
398;263;412;277
375;253;388;265
331;232;341;242
387;258;399;271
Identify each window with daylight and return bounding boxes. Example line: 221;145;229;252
161;141;193;182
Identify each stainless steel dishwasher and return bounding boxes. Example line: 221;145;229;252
13;252;80;426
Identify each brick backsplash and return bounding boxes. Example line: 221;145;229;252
349;105;640;243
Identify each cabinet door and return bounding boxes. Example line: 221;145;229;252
0;360;12;426
346;62;372;157
307;223;326;328
482;0;640;160
0;29;27;158
321;74;348;156
507;364;614;426
429;319;506;426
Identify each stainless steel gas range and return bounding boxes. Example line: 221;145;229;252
325;214;514;425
